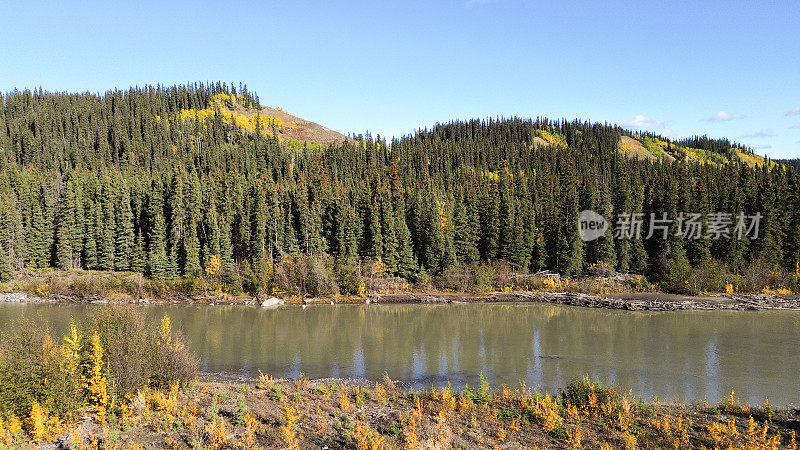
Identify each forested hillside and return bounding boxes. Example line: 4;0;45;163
778;159;800;172
1;83;798;295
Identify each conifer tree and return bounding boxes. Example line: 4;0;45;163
26;186;48;268
0;242;11;282
114;185;135;271
146;180;173;278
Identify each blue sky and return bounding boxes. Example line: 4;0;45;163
1;1;798;158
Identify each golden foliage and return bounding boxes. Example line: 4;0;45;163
26;402;47;442
543;277;559;289
742;415;781;450
205;419;230;449
567;423;582;448
84;333;109;423
354;420;386;450
159;314;172;345
339;393;351;411
69;427;85;450
280;404;300;450
440;386;456;414
707;418;738;448
531;393;563;432
205;254;222;276
373;382;387;406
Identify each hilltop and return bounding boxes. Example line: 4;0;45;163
174;90;348;146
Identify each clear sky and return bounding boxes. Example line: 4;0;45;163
1;1;798;158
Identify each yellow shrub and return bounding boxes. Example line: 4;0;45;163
707;418;738;447
743;416;781;450
204;420;229;449
373;382;387;405
26;402;47;442
567;423;582;448
205;254;222;276
280;404;300;450
84;333;109;423
354;420;385;450
339;393;351;411
532;393;562;432
441;387;456;414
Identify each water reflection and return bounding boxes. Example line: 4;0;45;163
1;303;798;406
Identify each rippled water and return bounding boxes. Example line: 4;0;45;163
1;302;799;406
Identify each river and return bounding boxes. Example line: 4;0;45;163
1;302;798;406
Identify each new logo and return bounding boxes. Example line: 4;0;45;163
578;210;608;242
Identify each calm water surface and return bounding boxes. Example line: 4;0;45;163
1;303;798;406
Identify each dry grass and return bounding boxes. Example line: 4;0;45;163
2;376;796;449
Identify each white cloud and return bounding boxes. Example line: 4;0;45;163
786;107;800;116
707;111;744;122
750;144;773;150
740;130;774;138
622;114;665;129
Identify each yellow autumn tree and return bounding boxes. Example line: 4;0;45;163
159;314;172;346
84;333;108;423
205;254;221;276
26;402;46;442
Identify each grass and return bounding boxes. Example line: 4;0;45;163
1;373;796;449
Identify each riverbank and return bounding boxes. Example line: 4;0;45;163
2;268;798;311
3;290;799;312
6;376;797;449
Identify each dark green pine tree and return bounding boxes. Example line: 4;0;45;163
83;200;100;269
508;196;533;270
394;207;417;279
98;183;116;270
56;180;79;269
182;175;202;276
114;184;135;271
0;242;11;282
497;170;517;263
146;180;175;278
166;173;189;275
452;193;476;265
379;196;399;274
26;185;49;268
556;168;584;276
131;231;146;274
203;205;222;269
753;177;785;269
478;185;500;261
364;198;383;262
219;214;236;277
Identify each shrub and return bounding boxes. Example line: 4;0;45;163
688;259;730;294
0;321;83;421
434;265;475;292
336;259;364;295
660;250;694;294
0;307;197;428
88;307;197;396
473;263;496;293
561;376;617;409
274;254;338;297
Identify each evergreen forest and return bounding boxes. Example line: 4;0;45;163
1;82;798;295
